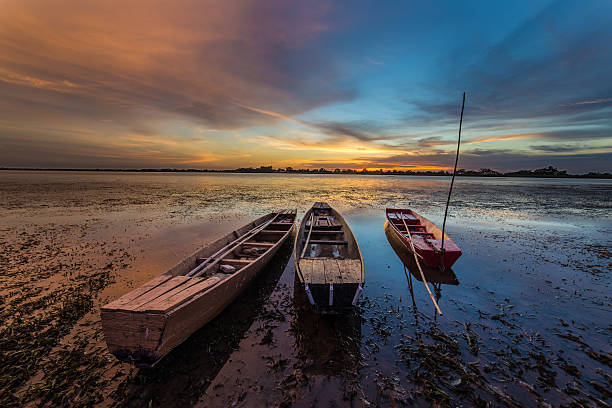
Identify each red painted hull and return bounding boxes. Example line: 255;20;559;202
385;208;462;269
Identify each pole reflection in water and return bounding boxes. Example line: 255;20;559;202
385;224;459;320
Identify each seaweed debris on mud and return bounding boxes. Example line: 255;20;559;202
0;221;133;407
0;171;610;407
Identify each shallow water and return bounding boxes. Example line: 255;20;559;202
0;171;610;407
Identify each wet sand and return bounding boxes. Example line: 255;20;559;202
0;171;610;407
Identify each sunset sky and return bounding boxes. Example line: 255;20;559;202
1;0;611;172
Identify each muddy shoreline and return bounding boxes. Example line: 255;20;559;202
0;171;610;407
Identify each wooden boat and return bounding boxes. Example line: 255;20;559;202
101;209;296;367
294;202;364;313
385;208;462;269
384;222;459;285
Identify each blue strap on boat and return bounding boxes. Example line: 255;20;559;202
305;283;315;305
329;283;334;306
352;284;362;306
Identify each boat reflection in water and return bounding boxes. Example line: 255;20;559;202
292;276;362;376
384;222;458;317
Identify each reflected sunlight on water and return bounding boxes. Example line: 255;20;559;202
1;171;610;407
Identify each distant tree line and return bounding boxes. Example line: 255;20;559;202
1;165;610;178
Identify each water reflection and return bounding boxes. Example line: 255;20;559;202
385;223;458;319
384;223;459;286
292;277;362;377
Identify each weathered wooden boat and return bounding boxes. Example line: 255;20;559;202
384;221;459;285
294;202;364;313
101;209;296;367
385;208;461;269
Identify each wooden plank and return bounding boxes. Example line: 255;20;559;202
426;239;461;252
102;275;173;310
243;241;274;247
300;212;315;259
324;259;342;284
338;259;362;283
142;276;222;313
220;258;252;264
346;259;362;283
135;277;206;311
101;309;166;352
309;240;348;245
189;212;281;278
311;225;342;231
311;259;326;284
123;276;191;311
185;219;270;277
316;216;328;228
299;259;313;283
411;236;431;252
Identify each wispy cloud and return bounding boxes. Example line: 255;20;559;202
234;101;391;143
0;68;84;93
558;98;612;107
253;135;397;156
232;102;310;127
463;133;538;145
0;0;351;130
0;0;610;171
366;57;384;65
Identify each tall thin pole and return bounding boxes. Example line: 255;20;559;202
440;92;465;271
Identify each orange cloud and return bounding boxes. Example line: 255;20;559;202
463;133;538;144
253;135;398;156
0;68;84;93
232;102;309;127
0;0;345;130
559;97;612;107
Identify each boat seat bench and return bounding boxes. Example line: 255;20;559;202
308;240;348;245
388;213;418;224
243;241;275;246
393;223;426;229
221;258;251;264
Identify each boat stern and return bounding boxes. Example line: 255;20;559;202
100;308;168;366
301;281;362;314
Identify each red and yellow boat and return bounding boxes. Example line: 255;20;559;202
385;208;462;269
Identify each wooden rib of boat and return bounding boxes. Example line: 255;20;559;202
294;202;364;313
101;209;296;367
385;208;462;269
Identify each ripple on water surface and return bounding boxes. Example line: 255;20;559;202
0;171;610;407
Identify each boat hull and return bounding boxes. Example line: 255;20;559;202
298;281;361;314
385;208;462;269
384;220;459;285
101;211;295;366
294;203;364;314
